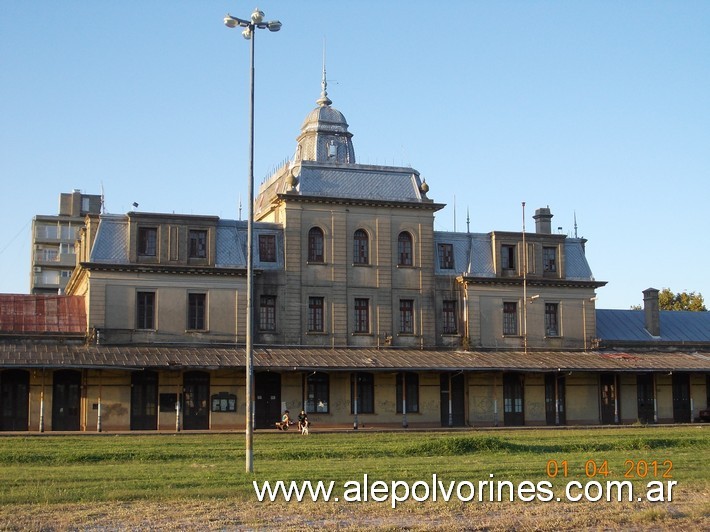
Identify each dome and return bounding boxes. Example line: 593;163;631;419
300;105;349;134
293;70;356;164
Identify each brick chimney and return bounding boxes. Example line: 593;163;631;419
643;288;660;337
534;207;553;234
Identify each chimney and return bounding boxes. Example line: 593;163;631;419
643;288;660;337
533;206;553;234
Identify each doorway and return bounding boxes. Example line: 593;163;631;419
600;373;619;424
255;372;281;429
183;371;210;430
52;370;81;431
440;372;465;427
545;374;566;425
0;370;30;431
131;371;158;430
503;373;525;426
636;374;655;424
672;373;691;423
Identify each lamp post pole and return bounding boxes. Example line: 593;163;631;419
224;8;281;474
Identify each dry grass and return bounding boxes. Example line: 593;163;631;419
1;487;708;531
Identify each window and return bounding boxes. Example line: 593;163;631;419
502;244;515;270
353;229;369;264
438;243;454;269
189;230;208;259
399;299;414;334
543;246;557;273
351;372;374;414
398;232;413;266
354;298;370;333
396;373;419;413
58;243;74;255
308;227;324;263
187;293;206;330
503;302;518;336
259;295;276;331
306;372;329;413
442;300;457;334
40;248;58;262
137;228;157;256
136;291;155;330
259;234;276;262
545;303;559;337
308;296;324;332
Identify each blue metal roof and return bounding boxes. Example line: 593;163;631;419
597;309;710;342
90;215;129;263
297;165;423;203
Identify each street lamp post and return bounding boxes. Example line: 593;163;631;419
224;8;281;474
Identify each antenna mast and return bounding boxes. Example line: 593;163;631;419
574;211;578;238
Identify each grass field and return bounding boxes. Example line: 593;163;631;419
0;426;708;530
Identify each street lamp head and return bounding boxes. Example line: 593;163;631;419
242;28;252;40
251;9;264;24
224;16;238;28
267;20;282;32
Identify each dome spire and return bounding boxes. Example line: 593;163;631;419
316;40;332;107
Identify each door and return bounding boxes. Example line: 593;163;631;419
672;373;691;423
255;372;281;429
600;373;619;424
0;370;30;431
440;372;465;427
636;374;655;424
183;371;210;430
503;373;525;426
131;371;158;430
545;374;566;426
52;370;81;431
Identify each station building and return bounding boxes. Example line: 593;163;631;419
1;81;708;431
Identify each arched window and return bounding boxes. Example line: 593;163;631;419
353;229;369;264
398;231;413;266
308;227;324;263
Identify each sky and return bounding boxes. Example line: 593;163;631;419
1;1;708;310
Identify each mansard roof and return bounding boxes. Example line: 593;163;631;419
433;231;597;282
87;213;282;270
255;161;438;217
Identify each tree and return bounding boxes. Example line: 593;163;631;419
658;288;707;311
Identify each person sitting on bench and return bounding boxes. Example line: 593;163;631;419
275;410;291;430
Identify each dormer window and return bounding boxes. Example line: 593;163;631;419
137;227;157;257
543;246;557;273
502;244;516;270
189;230;208;259
259;235;276;262
438;243;454;270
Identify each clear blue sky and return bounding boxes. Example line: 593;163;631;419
1;1;708;309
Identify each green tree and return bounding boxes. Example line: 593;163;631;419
658;288;707;311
